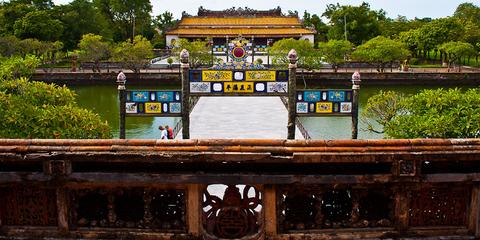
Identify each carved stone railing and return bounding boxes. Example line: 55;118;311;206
1;139;480;239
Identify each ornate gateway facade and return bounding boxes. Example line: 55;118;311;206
165;7;315;52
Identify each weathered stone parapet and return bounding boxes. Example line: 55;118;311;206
31;71;480;86
1;138;480;154
2;138;480;239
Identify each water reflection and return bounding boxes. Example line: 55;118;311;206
71;85;445;139
72;85;179;139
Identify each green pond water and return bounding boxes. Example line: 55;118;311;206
71;85;445;139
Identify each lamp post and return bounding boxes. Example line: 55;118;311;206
117;71;127;139
180;49;190;139
226;36;229;62
267;39;273;68
208;39;214;66
351;71;361;139
251;36;255;63
287;49;298;140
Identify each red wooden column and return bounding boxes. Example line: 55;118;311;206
469;184;480;237
187;184;201;236
264;184;277;237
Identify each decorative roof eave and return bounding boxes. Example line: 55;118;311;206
165;28;315;36
167;34;314;38
177;17;303;27
176;24;303;28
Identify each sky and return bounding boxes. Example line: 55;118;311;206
48;0;477;20
78;0;477;19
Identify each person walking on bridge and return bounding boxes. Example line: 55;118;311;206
158;126;168;139
165;125;173;139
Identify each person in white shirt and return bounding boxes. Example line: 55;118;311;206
158;126;168;139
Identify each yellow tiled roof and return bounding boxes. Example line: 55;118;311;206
167;28;314;37
179;17;303;26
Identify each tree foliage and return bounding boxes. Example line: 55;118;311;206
151;11;176;48
323;2;385;45
352;36;410;72
317;39;353;72
363;88;480;139
416;18;464;53
78;33;111;72
379;15;427;39
0;56;112;139
0;2;35;35
13;10;63;41
0;35;20;57
269;38;321;69
438;41;476;70
0;55;39;80
113;35;153;73
454;2;480;26
0;78;112;138
172;38;211;68
302;11;329;42
361;90;406;134
94;0;153;41
453;3;480;50
53;0;111;50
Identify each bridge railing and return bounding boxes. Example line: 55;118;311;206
172;96;200;139
280;96;311;139
1;139;480;239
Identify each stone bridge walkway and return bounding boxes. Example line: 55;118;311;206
189;96;302;139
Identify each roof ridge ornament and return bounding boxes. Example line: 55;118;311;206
197;6;284;17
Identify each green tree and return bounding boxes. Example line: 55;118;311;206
113;35;153;73
0;78;112;138
322;2;385;45
0;35;20;57
153;11;175;33
172;38;211;68
152;11;177;48
302;11;329;42
415;17;464;59
78;33;111;72
454;2;480;26
453;3;480;62
0;2;35;35
438;41;476;71
317;39;353;72
269;38;321;69
0;56;112;138
36;40;63;71
13;0;54;10
53;0;111;50
361;90;406;134
94;0;153;41
379;15;427;39
363;88;480;139
17;38;42;56
352;36;410;72
397;29;421;57
13;10;63;41
0;55;39;80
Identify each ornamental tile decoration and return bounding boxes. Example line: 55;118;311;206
189;70;288;96
296;90;353;115
125;90;182;116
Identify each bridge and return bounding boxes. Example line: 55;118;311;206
188;96;304;139
1;138;480;239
